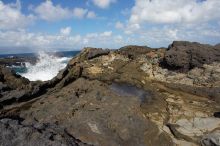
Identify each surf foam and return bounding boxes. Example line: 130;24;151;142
20;52;71;81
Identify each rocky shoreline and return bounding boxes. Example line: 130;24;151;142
0;41;220;146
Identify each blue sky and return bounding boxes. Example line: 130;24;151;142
0;0;220;53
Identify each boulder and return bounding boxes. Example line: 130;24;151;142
0;65;29;90
162;41;220;72
86;48;110;60
117;45;154;59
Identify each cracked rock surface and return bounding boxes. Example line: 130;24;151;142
0;41;220;146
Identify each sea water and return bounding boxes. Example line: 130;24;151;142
0;51;79;81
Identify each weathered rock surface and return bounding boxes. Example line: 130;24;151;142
117;45;154;59
162;41;220;72
0;118;90;146
0;41;220;146
87;48;110;60
0;65;29;89
201;130;220;146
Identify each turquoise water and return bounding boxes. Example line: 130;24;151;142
1;51;80;81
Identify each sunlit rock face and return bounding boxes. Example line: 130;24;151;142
1;42;220;146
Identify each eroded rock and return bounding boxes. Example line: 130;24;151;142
0;41;220;146
162;41;220;72
201;130;220;146
0;118;91;146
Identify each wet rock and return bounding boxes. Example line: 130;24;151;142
162;41;220;72
110;83;153;103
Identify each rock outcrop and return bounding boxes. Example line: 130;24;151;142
0;118;90;146
162;41;220;72
0;41;220;146
0;56;36;66
86;48;110;60
0;65;29;89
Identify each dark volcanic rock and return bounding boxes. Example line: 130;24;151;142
0;118;90;146
0;73;3;82
0;57;36;67
0;90;27;105
17;78;173;146
162;41;220;71
1;42;220;146
215;43;220;49
117;45;154;59
0;82;9;92
86;48;110;60
0;66;29;90
213;112;220;118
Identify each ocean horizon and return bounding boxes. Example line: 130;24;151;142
0;51;80;81
0;50;81;58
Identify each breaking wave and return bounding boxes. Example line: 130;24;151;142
20;52;71;81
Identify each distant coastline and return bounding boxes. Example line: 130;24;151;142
0;50;80;58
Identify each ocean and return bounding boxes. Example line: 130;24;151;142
0;51;80;81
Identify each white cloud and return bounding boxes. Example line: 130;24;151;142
82;31;128;48
60;27;72;36
0;29;82;52
0;29;125;53
114;35;123;43
124;23;140;34
33;1;71;21
1;24;219;53
0;0;34;30
87;11;96;19
33;1;91;21
115;21;124;29
73;7;88;19
100;31;112;37
129;0;220;24
85;33;99;38
92;0;116;9
117;0;220;46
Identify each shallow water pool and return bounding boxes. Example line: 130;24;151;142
110;83;153;103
